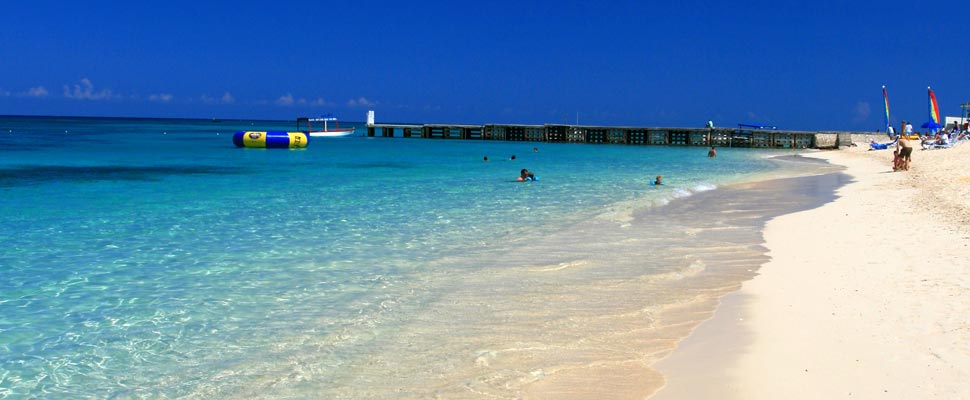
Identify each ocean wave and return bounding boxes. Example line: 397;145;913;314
692;183;718;192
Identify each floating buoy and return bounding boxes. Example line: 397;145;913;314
232;131;308;148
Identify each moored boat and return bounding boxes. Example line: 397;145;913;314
297;116;355;137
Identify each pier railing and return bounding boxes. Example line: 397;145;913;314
366;123;866;149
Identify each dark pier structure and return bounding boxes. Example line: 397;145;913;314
365;122;858;149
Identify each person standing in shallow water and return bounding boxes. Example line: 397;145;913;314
708;146;717;158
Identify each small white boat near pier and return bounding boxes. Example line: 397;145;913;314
297;115;355;137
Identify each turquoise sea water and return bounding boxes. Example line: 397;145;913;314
0;116;842;398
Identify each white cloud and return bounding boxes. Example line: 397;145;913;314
63;78;114;100
853;101;871;123
24;86;48;97
201;91;235;104
149;93;174;103
273;94;332;107
276;94;295;106
347;96;376;107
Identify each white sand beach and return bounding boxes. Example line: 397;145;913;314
652;142;970;399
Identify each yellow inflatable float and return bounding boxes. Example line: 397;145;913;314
232;131;308;148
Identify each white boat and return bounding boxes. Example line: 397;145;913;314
297;116;355;137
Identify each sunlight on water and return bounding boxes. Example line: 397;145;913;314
0;116;843;398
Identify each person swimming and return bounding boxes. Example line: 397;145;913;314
651;175;663;185
517;168;537;181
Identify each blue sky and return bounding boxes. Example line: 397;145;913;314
2;0;968;130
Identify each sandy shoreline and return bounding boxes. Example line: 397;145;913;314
651;143;970;398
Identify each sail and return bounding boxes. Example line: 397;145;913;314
882;85;891;131
928;86;941;125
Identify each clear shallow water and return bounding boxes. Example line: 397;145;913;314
0;116;842;398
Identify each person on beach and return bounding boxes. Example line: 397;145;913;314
651;175;664;185
892;148;902;171
897;135;913;171
708;146;717;158
887;124;896;139
518;168;536;181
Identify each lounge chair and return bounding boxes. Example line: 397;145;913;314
921;134;966;150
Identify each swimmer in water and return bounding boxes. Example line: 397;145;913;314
518;169;536;181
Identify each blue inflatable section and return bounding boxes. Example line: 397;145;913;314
232;131;308;148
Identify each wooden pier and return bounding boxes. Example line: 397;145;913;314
365;123;860;149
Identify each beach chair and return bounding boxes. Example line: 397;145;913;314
921;135;965;150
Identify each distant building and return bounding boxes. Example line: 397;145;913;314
944;116;965;129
